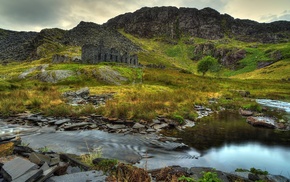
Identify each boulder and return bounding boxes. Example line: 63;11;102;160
153;123;169;130
36;70;74;83
246;117;276;129
239;109;253;116
75;87;90;98
132;123;145;129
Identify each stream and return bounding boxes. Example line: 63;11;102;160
1;99;290;177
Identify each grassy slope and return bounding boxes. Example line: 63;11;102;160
232;59;290;79
123;31;290;79
0;33;290;120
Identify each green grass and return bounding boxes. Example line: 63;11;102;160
232;59;290;79
0;32;290;120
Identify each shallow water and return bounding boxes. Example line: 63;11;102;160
0;120;39;137
256;99;290;113
161;111;290;176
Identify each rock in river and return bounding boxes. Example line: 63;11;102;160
247;116;276;129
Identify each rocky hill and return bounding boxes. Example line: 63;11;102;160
105;7;290;43
0;22;140;61
1;6;290;62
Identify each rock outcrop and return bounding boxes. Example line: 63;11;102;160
105;7;290;43
81;42;139;66
193;43;246;69
0;29;37;61
62;21;140;53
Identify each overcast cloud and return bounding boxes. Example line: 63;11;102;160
0;0;289;32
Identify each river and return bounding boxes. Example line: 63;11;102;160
1;99;290;177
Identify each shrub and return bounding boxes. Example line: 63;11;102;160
197;56;220;76
198;171;222;182
250;168;268;175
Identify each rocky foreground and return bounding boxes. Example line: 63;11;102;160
1;88;290;181
1;136;289;182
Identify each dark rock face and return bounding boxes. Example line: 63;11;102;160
52;54;71;64
106;7;290;43
193;43;246;69
62;21;140;53
0;29;37;61
81;43;138;66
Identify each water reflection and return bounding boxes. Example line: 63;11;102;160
161;111;290;176
200;143;290;176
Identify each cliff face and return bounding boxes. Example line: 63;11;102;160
62;21;140;53
105;7;290;43
0;29;37;61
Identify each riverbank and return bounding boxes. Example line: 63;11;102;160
1;98;290;181
1;136;289;182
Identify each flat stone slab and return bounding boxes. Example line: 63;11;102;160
46;170;107;182
12;169;42;182
106;124;126;130
1;157;38;181
64;122;91;130
55;119;71;125
132;123;145;129
153;123;169;130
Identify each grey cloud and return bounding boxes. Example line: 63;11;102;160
0;0;68;30
261;11;290;22
0;0;229;31
0;0;287;31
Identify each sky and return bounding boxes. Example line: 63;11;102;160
0;0;290;32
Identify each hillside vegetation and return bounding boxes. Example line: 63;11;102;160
1;31;290;121
1;6;290;121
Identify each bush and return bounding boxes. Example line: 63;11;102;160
198;171;222;182
197;56;220;76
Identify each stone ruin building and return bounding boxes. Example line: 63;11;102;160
81;42;138;66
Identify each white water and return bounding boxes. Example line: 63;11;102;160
256;99;290;113
0;120;39;137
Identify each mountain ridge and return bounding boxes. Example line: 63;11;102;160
1;6;290;62
105;6;290;42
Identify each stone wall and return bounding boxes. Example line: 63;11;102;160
81;43;138;66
